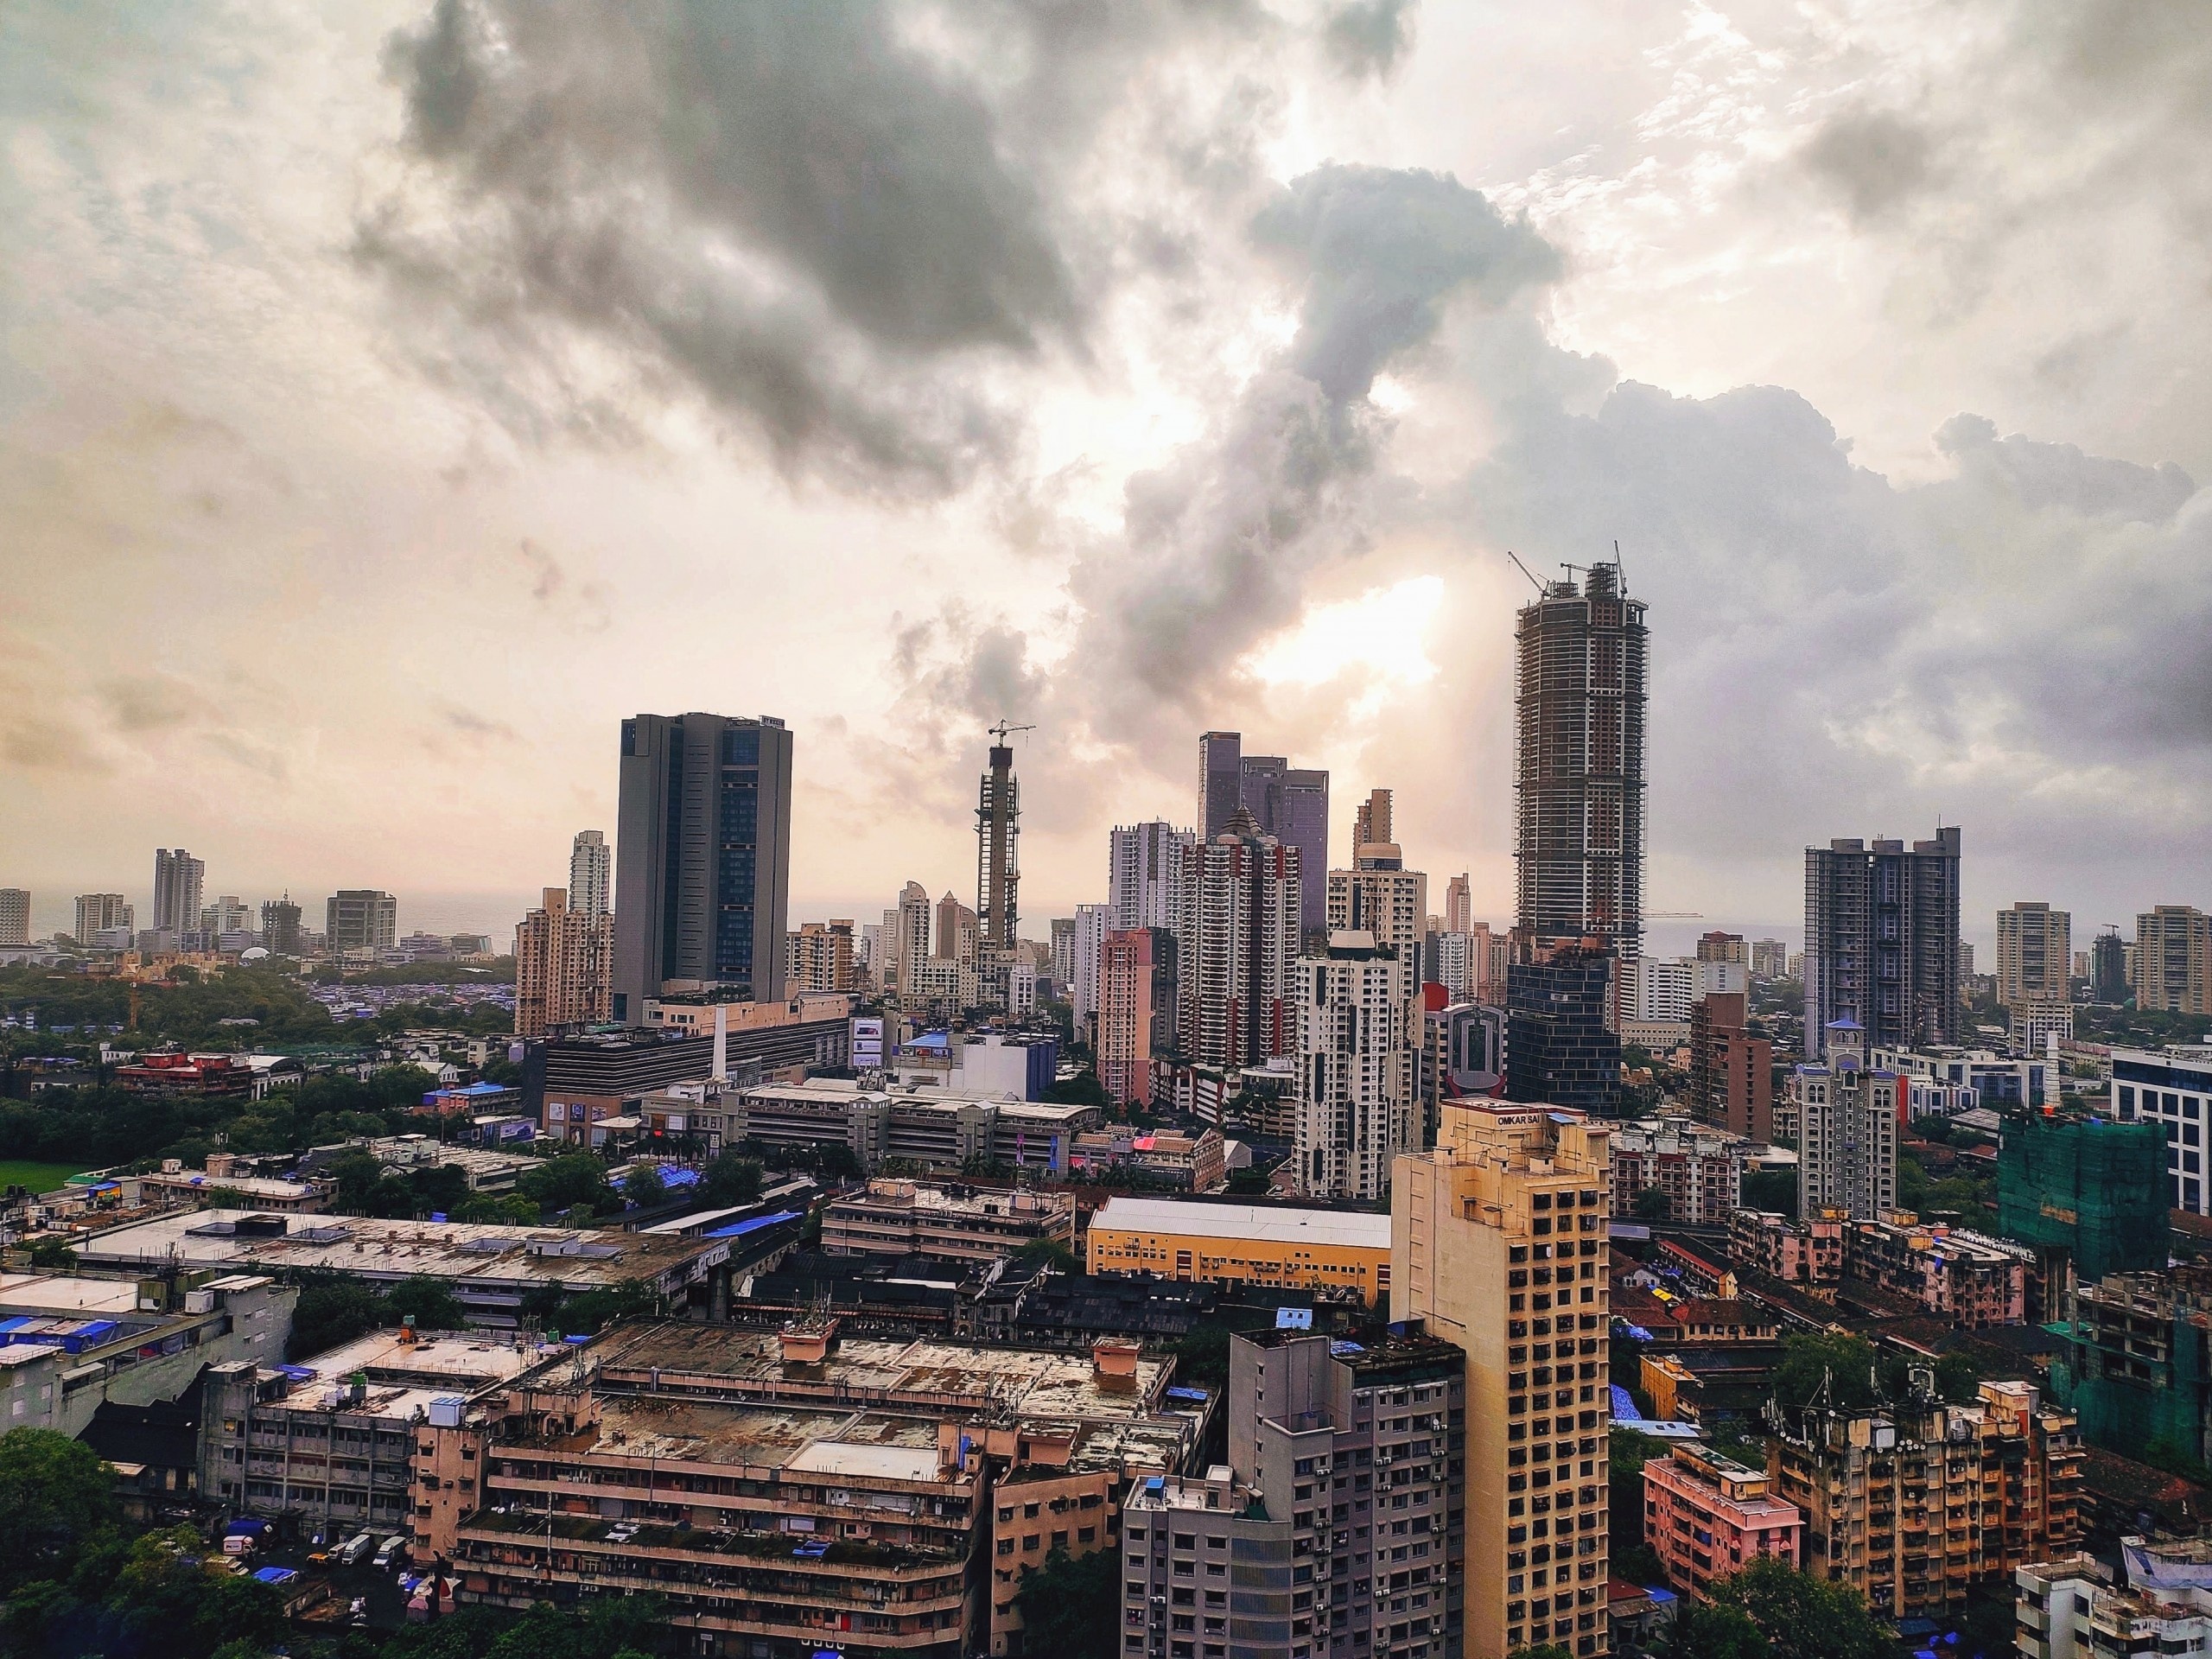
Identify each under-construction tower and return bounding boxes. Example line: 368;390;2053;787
976;723;1029;981
1514;559;1647;960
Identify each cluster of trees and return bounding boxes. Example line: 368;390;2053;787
1511;1558;1893;1659
287;1272;474;1357
1771;1332;1980;1412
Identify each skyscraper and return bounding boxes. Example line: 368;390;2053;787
514;887;614;1037
1178;814;1302;1071
1514;562;1647;960
1097;926;1177;1108
1392;1101;1613;1659
258;895;300;956
0;889;28;947
786;920;857;995
974;734;1020;978
326;890;398;954
1195;731;1330;938
2135;905;2211;1015
1070;902;1109;1039
1792;1020;1900;1219
2091;927;2128;1005
1293;931;1415;1199
153;849;205;936
1444;872;1473;935
612;712;793;1020
1353;786;1393;850
1106;821;1193;932
1504;942;1621;1115
1802;829;1963;1057
1997;900;2071;1007
934;891;979;968
76;893;132;945
885;880;931;998
569;830;612;920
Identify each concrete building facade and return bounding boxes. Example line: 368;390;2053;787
1802;829;1963;1058
1294;931;1416;1202
1998;901;2072;1009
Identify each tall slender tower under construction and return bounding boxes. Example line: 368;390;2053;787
1514;561;1647;959
976;727;1023;976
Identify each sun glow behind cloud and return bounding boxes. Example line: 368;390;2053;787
1244;575;1446;723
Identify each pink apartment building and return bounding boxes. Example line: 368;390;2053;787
1643;1445;1804;1601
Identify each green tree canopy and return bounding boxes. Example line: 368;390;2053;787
701;1151;762;1209
620;1165;667;1205
519;1153;616;1216
0;1428;120;1595
1707;1556;1891;1659
1013;1547;1119;1659
386;1275;469;1332
1661;1602;1770;1659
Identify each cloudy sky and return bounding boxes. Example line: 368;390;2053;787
3;0;2207;951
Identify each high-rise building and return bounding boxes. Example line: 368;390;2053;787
1997;900;2072;1007
200;895;251;937
76;893;132;945
1802;829;1963;1058
0;888;28;947
785;919;857;995
1792;1020;1900;1219
1514;562;1646;962
2091;926;2128;1005
1097;927;1177;1108
325;890;398;954
568;830;611;920
1069;902;1109;1039
1196;732;1329;938
1048;916;1076;992
612;712;793;1018
1611;1120;1746;1225
884;880;931;998
1504;942;1620;1116
1749;938;1789;980
1444;872;1473;936
1352;786;1393;851
153;849;205;935
1391;1100;1613;1659
934;891;979;969
1642;1446;1802;1602
1433;931;1481;1002
974;735;1020;978
1422;999;1508;1141
1687;992;1772;1142
1106;821;1193;933
1293;931;1415;1199
513;887;614;1037
2135;905;2211;1015
258;895;300;956
1623;956;1748;1023
1327;862;1429;980
1178;814;1302;1072
1694;931;1746;964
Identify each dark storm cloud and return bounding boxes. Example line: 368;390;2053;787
1798;109;1936;224
363;0;1268;493
1323;0;1417;79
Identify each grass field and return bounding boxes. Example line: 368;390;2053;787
0;1160;91;1194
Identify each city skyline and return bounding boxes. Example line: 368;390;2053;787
5;8;2208;954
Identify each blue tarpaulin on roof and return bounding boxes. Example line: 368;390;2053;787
704;1210;804;1239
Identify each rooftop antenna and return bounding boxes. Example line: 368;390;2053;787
1504;551;1546;594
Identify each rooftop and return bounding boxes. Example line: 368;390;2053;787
1088;1196;1391;1250
0;1273;146;1316
289;1328;542;1390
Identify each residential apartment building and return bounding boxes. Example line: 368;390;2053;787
1726;1208;1845;1288
1609;1119;1746;1225
326;888;398;954
74;893;133;944
1109;822;1195;933
1088;1197;1393;1306
1843;1214;2032;1327
1998;902;2072;1008
568;828;610;918
1641;1446;1802;1602
154;848;206;935
2016;1554;2212;1659
785;919;858;994
1178;817;1301;1073
258;895;301;955
1197;731;1330;939
1687;993;1773;1142
1391;1101;1613;1659
1294;931;1416;1202
821;1179;1077;1263
2091;929;2128;1005
1770;1379;2082;1624
0;887;27;946
1071;902;1109;1041
726;1078;1098;1175
1100;927;1178;1109
1792;1021;1901;1220
1802;829;1962;1058
2136;906;2211;1015
513;887;614;1038
1444;874;1472;937
1514;562;1647;964
1749;939;1788;980
612;711;794;1017
1624;957;1746;1024
1067;1127;1226;1192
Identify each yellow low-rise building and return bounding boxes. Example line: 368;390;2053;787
1084;1194;1392;1303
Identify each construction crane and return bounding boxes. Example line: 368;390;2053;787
988;719;1035;745
1645;912;1705;920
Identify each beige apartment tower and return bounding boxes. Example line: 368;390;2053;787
2136;905;2211;1015
1997;901;2071;1008
1393;1100;1613;1659
513;887;613;1037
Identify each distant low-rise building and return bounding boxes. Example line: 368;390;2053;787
1843;1212;2032;1327
1726;1208;1845;1288
1086;1196;1392;1305
1611;1118;1747;1224
822;1179;1077;1263
729;1077;1098;1174
1066;1126;1225;1192
1643;1445;1802;1601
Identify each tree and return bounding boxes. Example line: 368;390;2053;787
1013;1548;1119;1659
1771;1332;1881;1411
1013;1236;1079;1271
1042;1070;1109;1109
386;1275;469;1333
1661;1603;1769;1659
1708;1556;1891;1659
1224;1166;1273;1196
0;1428;120;1595
1632;1187;1672;1221
288;1275;387;1359
26;1236;76;1269
620;1165;667;1206
1740;1167;1797;1216
1507;1646;1575;1659
519;1152;615;1216
701;1151;762;1209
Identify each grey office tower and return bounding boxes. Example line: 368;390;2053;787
1195;731;1330;939
612;713;793;1021
1802;828;1962;1058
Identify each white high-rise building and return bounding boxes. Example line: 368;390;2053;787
1293;931;1415;1199
1794;1019;1900;1219
569;830;612;920
1107;821;1193;933
1070;902;1109;1039
884;880;931;998
0;889;28;947
74;893;132;945
1177;815;1302;1071
153;849;205;935
1625;956;1749;1023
